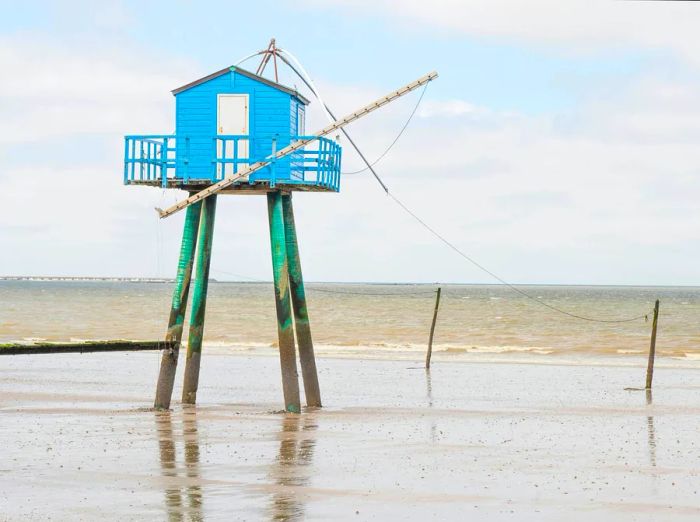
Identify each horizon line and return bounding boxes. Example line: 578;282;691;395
1;275;699;289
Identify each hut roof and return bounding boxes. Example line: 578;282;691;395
171;66;311;105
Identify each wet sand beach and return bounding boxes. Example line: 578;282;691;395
1;351;699;521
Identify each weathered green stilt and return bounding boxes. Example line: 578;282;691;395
281;193;321;408
181;195;218;405
267;191;301;413
154;200;202;410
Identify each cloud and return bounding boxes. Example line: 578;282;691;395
0;35;193;276
418;99;479;118
0;36;191;144
3;7;700;285
319;0;700;67
292;56;700;284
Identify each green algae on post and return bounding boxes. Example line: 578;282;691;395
182;195;218;405
267;191;301;414
154;198;203;410
282;193;321;408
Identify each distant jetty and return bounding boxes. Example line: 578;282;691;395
0;276;177;283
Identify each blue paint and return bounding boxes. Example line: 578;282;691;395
123;66;342;192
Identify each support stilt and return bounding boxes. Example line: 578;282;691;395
267;191;301;413
181;195;218;405
154;200;202;409
281;194;321;407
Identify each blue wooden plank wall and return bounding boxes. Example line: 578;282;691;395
175;70;301;181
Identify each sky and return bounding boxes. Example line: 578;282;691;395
2;0;700;285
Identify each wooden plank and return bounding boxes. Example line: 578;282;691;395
0;340;174;355
130;179;337;194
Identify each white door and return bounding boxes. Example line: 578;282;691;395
217;94;249;176
297;105;305;136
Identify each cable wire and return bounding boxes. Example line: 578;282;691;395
276;49;390;193
238;47;652;324
342;82;428;175
388;192;651;323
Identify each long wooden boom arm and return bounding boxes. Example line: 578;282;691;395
157;70;438;219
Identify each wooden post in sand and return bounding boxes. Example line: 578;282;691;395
267;191;301;413
425;287;442;370
645;299;660;390
181;196;218;405
154;199;202;409
282;193;322;408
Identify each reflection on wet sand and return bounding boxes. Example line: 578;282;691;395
425;369;437;443
645;389;657;468
425;369;433;408
269;413;318;521
156;409;203;521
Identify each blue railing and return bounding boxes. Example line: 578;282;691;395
124;135;178;188
289;135;341;191
124;134;341;191
213;134;341;190
212;135;253;181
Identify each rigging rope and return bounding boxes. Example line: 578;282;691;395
227;45;651;323
342;82;428;175
276;49;389;193
277;51;651;324
211;265;649;315
387;193;651;323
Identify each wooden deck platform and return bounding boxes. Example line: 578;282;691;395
128;179;337;194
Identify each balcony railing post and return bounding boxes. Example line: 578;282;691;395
233;136;238;175
161;139;167;188
123;138;129;184
335;141;340;190
142;141;145;180
130;139;135;180
321;139;327;186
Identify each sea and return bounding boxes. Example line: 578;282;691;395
2;280;699;366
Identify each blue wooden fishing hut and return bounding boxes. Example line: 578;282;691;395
123;63;343;413
124;66;341;192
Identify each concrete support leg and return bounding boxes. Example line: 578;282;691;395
181;195;218;405
281;193;322;408
267;191;301;413
154;199;202;410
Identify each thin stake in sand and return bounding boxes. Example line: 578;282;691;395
425;287;442;370
645;299;660;390
625;298;660;392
